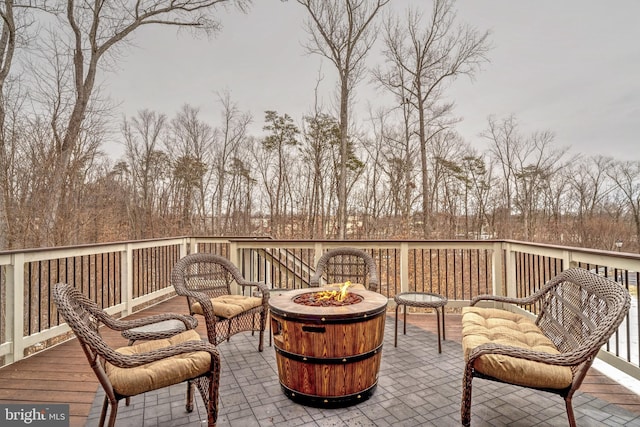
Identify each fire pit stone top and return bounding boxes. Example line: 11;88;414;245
269;287;388;321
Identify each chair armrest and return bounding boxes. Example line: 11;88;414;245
105;313;197;332
102;340;220;369
470;294;530;307
180;288;218;318
240;281;270;303
470;287;547;307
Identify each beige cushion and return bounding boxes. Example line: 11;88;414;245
191;295;263;318
105;329;210;396
461;306;573;390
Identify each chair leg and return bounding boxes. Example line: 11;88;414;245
106;400;119;427
186;380;194;413
258;312;265;352
252;311;257;336
565;396;577;427
461;365;473;427
208;370;221;427
98;396;109;427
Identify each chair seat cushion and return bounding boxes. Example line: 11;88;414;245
461;306;573;390
191;295;263;319
105;329;211;396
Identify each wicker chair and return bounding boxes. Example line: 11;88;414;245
461;268;631;427
171;253;270;352
309;247;379;292
52;283;221;427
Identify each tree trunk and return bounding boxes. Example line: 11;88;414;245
337;78;349;239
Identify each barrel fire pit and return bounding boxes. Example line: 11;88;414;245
269;286;388;408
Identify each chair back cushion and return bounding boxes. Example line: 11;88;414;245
105;329;211;396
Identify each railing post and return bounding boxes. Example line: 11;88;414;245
121;244;134;316
228;241;241;294
314;242;323;267
187;237;196;255
564;249;576;269
504;242;517;298
6;253;25;363
400;242;409;294
491;242;504;297
229;240;239;267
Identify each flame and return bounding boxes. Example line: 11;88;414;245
314;281;352;302
339;280;351;300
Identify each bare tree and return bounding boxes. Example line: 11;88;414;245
375;0;490;237
483;114;522;238
300;112;339;238
566;156;616;246
459;152;493;239
365;107;417;238
40;0;250;245
485;115;570;240
607;160;640;252
357;125;391;238
295;0;389;239
210;90;252;234
429;130;467;237
223;153;254;234
166;104;214;230
122;109;169;238
262;110;299;236
0;1;44;248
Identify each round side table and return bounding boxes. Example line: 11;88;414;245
394;292;447;353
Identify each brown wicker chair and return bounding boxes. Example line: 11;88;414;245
52;283;221;427
310;247;379;292
171;253;270;351
461;268;631;427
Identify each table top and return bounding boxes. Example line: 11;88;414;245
394;292;447;307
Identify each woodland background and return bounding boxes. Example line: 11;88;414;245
1;1;638;253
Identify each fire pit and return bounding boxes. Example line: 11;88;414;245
269;285;388;407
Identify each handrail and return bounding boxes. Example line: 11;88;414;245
1;236;638;382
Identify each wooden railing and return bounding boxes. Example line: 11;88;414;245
1;237;638;382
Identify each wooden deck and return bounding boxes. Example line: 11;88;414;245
1;296;639;426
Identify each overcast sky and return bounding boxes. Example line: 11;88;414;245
104;0;640;161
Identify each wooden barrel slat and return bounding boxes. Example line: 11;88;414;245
269;288;387;408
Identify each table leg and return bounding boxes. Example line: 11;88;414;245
441;306;446;341
436;307;442;354
403;304;407;335
394;304;399;347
